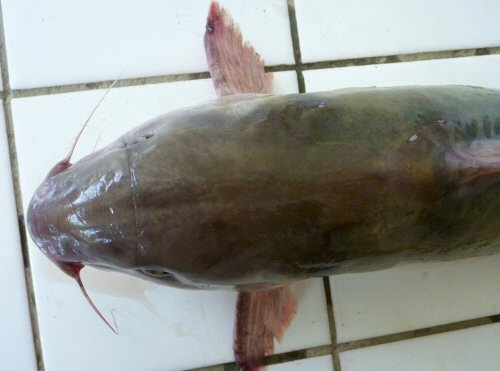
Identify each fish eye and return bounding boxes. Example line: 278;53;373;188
138;268;171;277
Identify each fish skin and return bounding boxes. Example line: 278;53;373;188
204;3;297;369
28;86;500;289
25;1;500;369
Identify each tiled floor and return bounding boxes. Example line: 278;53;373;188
340;323;500;371
269;355;334;371
294;0;500;63
3;0;294;89
0;104;37;370
2;1;500;371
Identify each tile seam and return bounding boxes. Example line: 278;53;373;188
0;1;45;370
12;72;211;98
337;313;500;352
286;1;340;368
188;344;332;371
286;0;306;93
301;46;500;71
11;47;500;99
186;313;500;370
3;3;500;370
322;277;342;371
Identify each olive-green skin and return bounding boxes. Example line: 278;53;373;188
28;86;500;289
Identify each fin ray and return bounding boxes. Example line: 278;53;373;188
204;1;273;97
234;286;297;371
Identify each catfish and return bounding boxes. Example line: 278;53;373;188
27;1;500;370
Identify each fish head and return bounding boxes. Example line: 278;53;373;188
27;156;132;334
27;160;86;278
26;117;215;291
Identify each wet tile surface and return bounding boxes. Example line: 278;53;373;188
0;104;37;371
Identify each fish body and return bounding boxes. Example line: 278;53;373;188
28;85;500;289
26;2;500;369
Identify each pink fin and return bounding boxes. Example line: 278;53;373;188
234;286;297;371
447;140;500;187
204;1;273;97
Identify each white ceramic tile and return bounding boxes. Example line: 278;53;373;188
295;0;500;63
340;323;500;371
331;256;500;343
274;278;331;354
0;105;37;370
304;54;500;92
3;0;294;90
303;55;500;343
12;72;332;371
269;355;334;371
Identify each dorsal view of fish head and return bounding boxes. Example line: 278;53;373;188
28;99;295;290
25;1;500;370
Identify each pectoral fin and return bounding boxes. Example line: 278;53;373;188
234;286;297;371
204;1;273;97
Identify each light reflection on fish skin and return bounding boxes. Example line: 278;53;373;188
72;170;124;206
79;229;113;245
73;184;99;205
67;213;84;227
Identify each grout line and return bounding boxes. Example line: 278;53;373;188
0;2;45;370
12;71;211;99
3;4;500;370
286;0;305;93
188;345;333;371
337;313;500;352
287;1;336;368
301;46;500;71
286;1;338;368
188;313;500;370
11;48;499;99
322;277;342;371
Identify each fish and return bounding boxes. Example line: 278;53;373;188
26;1;500;370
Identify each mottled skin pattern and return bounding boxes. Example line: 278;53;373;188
28;86;500;290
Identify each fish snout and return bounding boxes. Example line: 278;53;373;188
27;181;85;278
